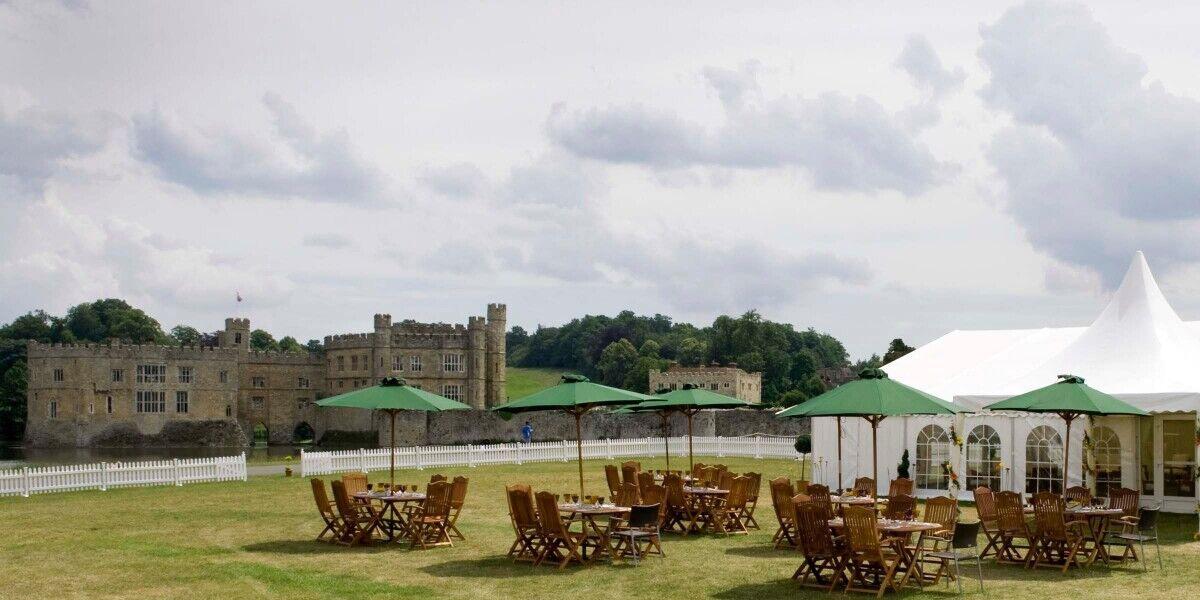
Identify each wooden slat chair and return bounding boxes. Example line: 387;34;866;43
994;491;1036;565
691;463;707;479
712;463;729;475
621;464;639;487
637;471;655;499
1107;487;1141;534
605;465;622;502
621;460;642;473
611;503;665;564
663;474;696;535
310;478;344;542
973;486;1002;559
330;479;380;547
792;501;845;591
771;479;799;548
918;496;959;582
807;484;835;522
699;466;717;486
447;476;469;540
712;475;751;535
505;484;542;562
770;476;795;498
429;473;447;484
718;471;734;492
534;491;586;568
615;481;641;508
641;483;668;526
881;493;916;521
1029;492;1086;572
741;471;762;530
887;477;913;500
852;477;876;498
842;506;904;598
1064;486;1092;507
410;480;454;550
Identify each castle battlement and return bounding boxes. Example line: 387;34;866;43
27;341;239;361
245;350;324;365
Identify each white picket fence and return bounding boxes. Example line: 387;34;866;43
0;454;247;497
300;435;801;476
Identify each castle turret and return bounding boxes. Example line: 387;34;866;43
466;316;487;409
485;303;507;406
373;313;391;382
220;318;251;358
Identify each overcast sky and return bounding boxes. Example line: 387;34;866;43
4;0;1200;359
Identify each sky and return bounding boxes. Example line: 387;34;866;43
4;0;1200;359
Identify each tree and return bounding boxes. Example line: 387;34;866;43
897;449;911;479
278;336;303;352
506;325;529;349
638;339;661;358
249;329;279;352
853;354;883;371
0;311;54;342
65;304;105;341
0;342;27;440
622;355;666;393
882;338;915;365
305;339;323;353
677;337;707;366
800;374;827;399
777;388;810;408
170;325;202;346
596;338;639;387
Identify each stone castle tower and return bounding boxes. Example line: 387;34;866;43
486;303;507;405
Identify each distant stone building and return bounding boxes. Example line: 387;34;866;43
23;304;506;447
648;364;763;404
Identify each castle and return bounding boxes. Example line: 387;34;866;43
23;304;506;447
648;363;762;404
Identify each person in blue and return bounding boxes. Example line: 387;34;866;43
520;420;533;443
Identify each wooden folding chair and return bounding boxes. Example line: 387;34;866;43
505;484;542;562
637;471;655;498
1029;492;1086;572
741;472;762;529
447;476;469;540
771;487;799;549
712;475;750;535
534;491;586;568
605;465;622;502
852;477;876;498
691;462;707;478
994;491;1035;565
842;506;904;597
331;479;380;547
615;481;641;507
1064;486;1092;507
310;478;344;542
918;496;959;582
792;502;845;591
621;460;642;473
972;486;1002;558
410;480;453;549
881;493;916;520
887;477;913;499
341;472;368;495
1105;487;1141;561
807;484;834;521
621;464;639;487
429;473;447;484
662;474;696;535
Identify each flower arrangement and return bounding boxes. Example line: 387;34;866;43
942;460;960;497
949;425;964;448
1082;430;1096;477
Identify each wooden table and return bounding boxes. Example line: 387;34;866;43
684;487;729;534
559;503;630;564
1065;507;1125;565
354;491;426;543
828;518;942;588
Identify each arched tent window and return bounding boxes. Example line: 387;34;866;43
1093;426;1122;497
1025;425;1063;494
966;425;1002;490
915;424;951;490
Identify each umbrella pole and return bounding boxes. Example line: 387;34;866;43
389;410;396;487
869;416;882;498
836;416;843;491
1062;413;1074;491
575;411;585;500
661;412;671;470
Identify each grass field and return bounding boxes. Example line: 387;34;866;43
505;367;565;400
0;456;1196;600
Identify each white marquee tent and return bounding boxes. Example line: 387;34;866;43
810;252;1200;513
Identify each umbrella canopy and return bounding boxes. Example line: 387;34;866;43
316;377;470;485
985;374;1147;489
492;374;651;498
776;368;958;494
624;385;752;470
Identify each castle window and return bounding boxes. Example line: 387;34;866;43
53;368;64;382
252;376;265;388
176;391;189;413
443;354;463;373
225;405;232;417
49;400;57;418
392;355;402;371
723;382;729;388
298;377;310;389
338;380;344;388
136;390;166;413
88;402;94;415
234;333;242;344
710;383;718;391
410;356;423;372
361;355;368;370
111;369;123;383
442;384;463;401
251;396;264;410
107;396;113;414
219;370;228;384
136;364;166;384
178;366;193;384
351;355;358;370
337;356;345;371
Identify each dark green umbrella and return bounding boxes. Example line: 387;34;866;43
776;368;959;494
492;374;651;499
623;385;753;471
985;374;1148;490
316;377;470;486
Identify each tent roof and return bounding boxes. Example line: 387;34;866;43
885;252;1200;411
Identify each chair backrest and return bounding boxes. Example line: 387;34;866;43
744;472;762;501
341;472;368;495
769;476;794;501
853;477;875;497
637;471;655;497
621;464;639;485
450;476;469;509
629;504;660;529
973;486;997;521
616;481;641;507
330;479;357;518
713;463;728;474
605;465;621;496
700;466;717;484
692;463;707;478
423;480;453;518
888;477;914;498
311;478;334;516
1137;506;1159;532
994;491;1026;533
1109;487;1139;519
882;493;916;520
535;491;569;538
950;520;982;549
429;473;447;484
1032;491;1068;540
795;502;838;557
641;484;666;507
843;506;883;553
1064;485;1092;505
665;474;687;508
718;471;734;492
506;484;538;530
621;460;642;472
725;476;750;508
923;495;958;532
806;484;834;521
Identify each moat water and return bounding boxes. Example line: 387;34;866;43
0;443;370;468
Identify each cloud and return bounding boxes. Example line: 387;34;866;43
417;162;487;198
980;1;1200;285
502;152;602;209
547;68;950;195
301;233;354;249
895;35;966;97
0;101;117;197
131;93;392;205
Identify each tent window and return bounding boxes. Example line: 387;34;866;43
1025;425;1063;495
1093;426;1121;497
915;424;951;490
965;425;1002;490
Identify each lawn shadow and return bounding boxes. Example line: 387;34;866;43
419;556;580;578
722;545;795;559
241;539;389;555
710;580;806;600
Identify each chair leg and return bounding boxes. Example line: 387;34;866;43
954;556;962;596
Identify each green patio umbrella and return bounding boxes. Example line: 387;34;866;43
984;374;1148;490
623;384;753;472
776;368;959;494
492;374;651;499
316;377;470;486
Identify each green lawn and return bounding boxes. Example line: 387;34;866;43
0;456;1196;600
505;367;565;400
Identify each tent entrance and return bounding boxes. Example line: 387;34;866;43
1138;414;1197;512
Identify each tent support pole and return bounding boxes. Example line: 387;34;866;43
389;410;396;487
836;416;843;491
661;412;671;470
687;411;695;472
867;415;885;497
1060;412;1076;491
